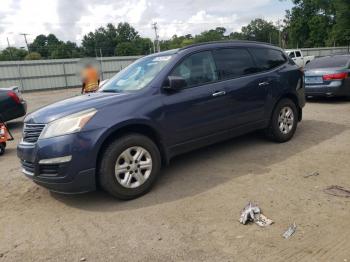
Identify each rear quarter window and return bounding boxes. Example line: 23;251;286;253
249;48;287;72
212;48;258;80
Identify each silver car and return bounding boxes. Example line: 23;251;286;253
304;55;350;97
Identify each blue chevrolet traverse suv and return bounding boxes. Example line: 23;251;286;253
17;41;305;200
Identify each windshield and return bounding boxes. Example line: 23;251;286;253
100;55;173;92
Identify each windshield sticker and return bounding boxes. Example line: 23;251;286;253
153;56;172;62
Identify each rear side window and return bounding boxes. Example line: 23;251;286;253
295;51;302;57
249;48;287;72
305;56;350;69
212;48;257;80
170;51;218;88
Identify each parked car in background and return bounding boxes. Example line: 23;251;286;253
304;55;350;97
286;49;315;68
0;86;27;122
18;41;305;200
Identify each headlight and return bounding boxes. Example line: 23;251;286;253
40;108;97;139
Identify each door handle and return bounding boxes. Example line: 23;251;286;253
259;81;270;87
212;91;226;97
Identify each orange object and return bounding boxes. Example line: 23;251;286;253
82;66;100;93
0;123;12;143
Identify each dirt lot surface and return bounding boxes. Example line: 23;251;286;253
1;89;350;262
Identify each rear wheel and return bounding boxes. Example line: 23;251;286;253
98;134;161;200
265;98;298;143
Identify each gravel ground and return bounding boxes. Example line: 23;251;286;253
1;89;350;262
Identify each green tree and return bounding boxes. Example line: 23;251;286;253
328;0;350;46
0;47;27;61
29;34;81;59
282;0;350;48
240;19;279;44
24;52;42;60
194;27;227;43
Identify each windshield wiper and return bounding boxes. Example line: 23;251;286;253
101;89;122;93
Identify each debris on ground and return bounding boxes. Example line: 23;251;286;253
304;171;319;178
283;223;297;239
80;257;86;261
255;214;274;227
239;202;273;227
324;185;350;198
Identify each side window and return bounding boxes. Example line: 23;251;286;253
212;48;257;80
295;51;302;57
249;48;287;72
169;51;218;88
289;52;295;58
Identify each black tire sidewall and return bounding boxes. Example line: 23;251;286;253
0;143;5;155
270;99;298;142
99;134;161;200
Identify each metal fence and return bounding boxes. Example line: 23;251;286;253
301;46;350;57
0;56;140;92
0;46;349;92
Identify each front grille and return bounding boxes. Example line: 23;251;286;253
21;160;35;174
39;164;60;176
23;123;45;143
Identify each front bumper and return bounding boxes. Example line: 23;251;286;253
17;130;103;194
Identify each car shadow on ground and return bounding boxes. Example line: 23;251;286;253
306;97;350;104
51;119;348;212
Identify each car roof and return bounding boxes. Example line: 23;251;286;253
179;40;280;51
146;40;283;59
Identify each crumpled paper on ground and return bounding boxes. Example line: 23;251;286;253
239;202;273;227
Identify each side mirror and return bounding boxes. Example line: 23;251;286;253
164;76;187;90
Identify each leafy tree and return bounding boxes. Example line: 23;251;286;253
282;0;350;47
240;19;279;44
24;52;42;60
194;27;227;43
116;22;139;42
115;42;140;56
0;47;27;61
328;0;350;46
29;34;82;58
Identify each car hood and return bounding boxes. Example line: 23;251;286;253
25;92;130;124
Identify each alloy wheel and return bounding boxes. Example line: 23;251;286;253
278;106;294;135
114;146;153;189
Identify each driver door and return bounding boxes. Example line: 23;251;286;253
160;51;232;147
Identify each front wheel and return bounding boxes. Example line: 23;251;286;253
265;98;298;143
98;134;161;200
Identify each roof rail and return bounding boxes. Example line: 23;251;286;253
179;40;278;50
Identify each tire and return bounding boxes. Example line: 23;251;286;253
0;143;5;155
265;98;298;143
98;134;161;200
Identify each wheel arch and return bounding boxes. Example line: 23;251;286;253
95;122;169;175
272;93;302;122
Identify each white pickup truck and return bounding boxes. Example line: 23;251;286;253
285;49;315;68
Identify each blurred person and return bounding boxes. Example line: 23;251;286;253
81;64;100;94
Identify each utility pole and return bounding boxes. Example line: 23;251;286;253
6;37;13;60
20;33;30;51
152;22;160;53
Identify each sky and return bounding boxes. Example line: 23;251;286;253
0;0;293;49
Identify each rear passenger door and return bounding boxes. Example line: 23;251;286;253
212;48;269;127
248;47;289;118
